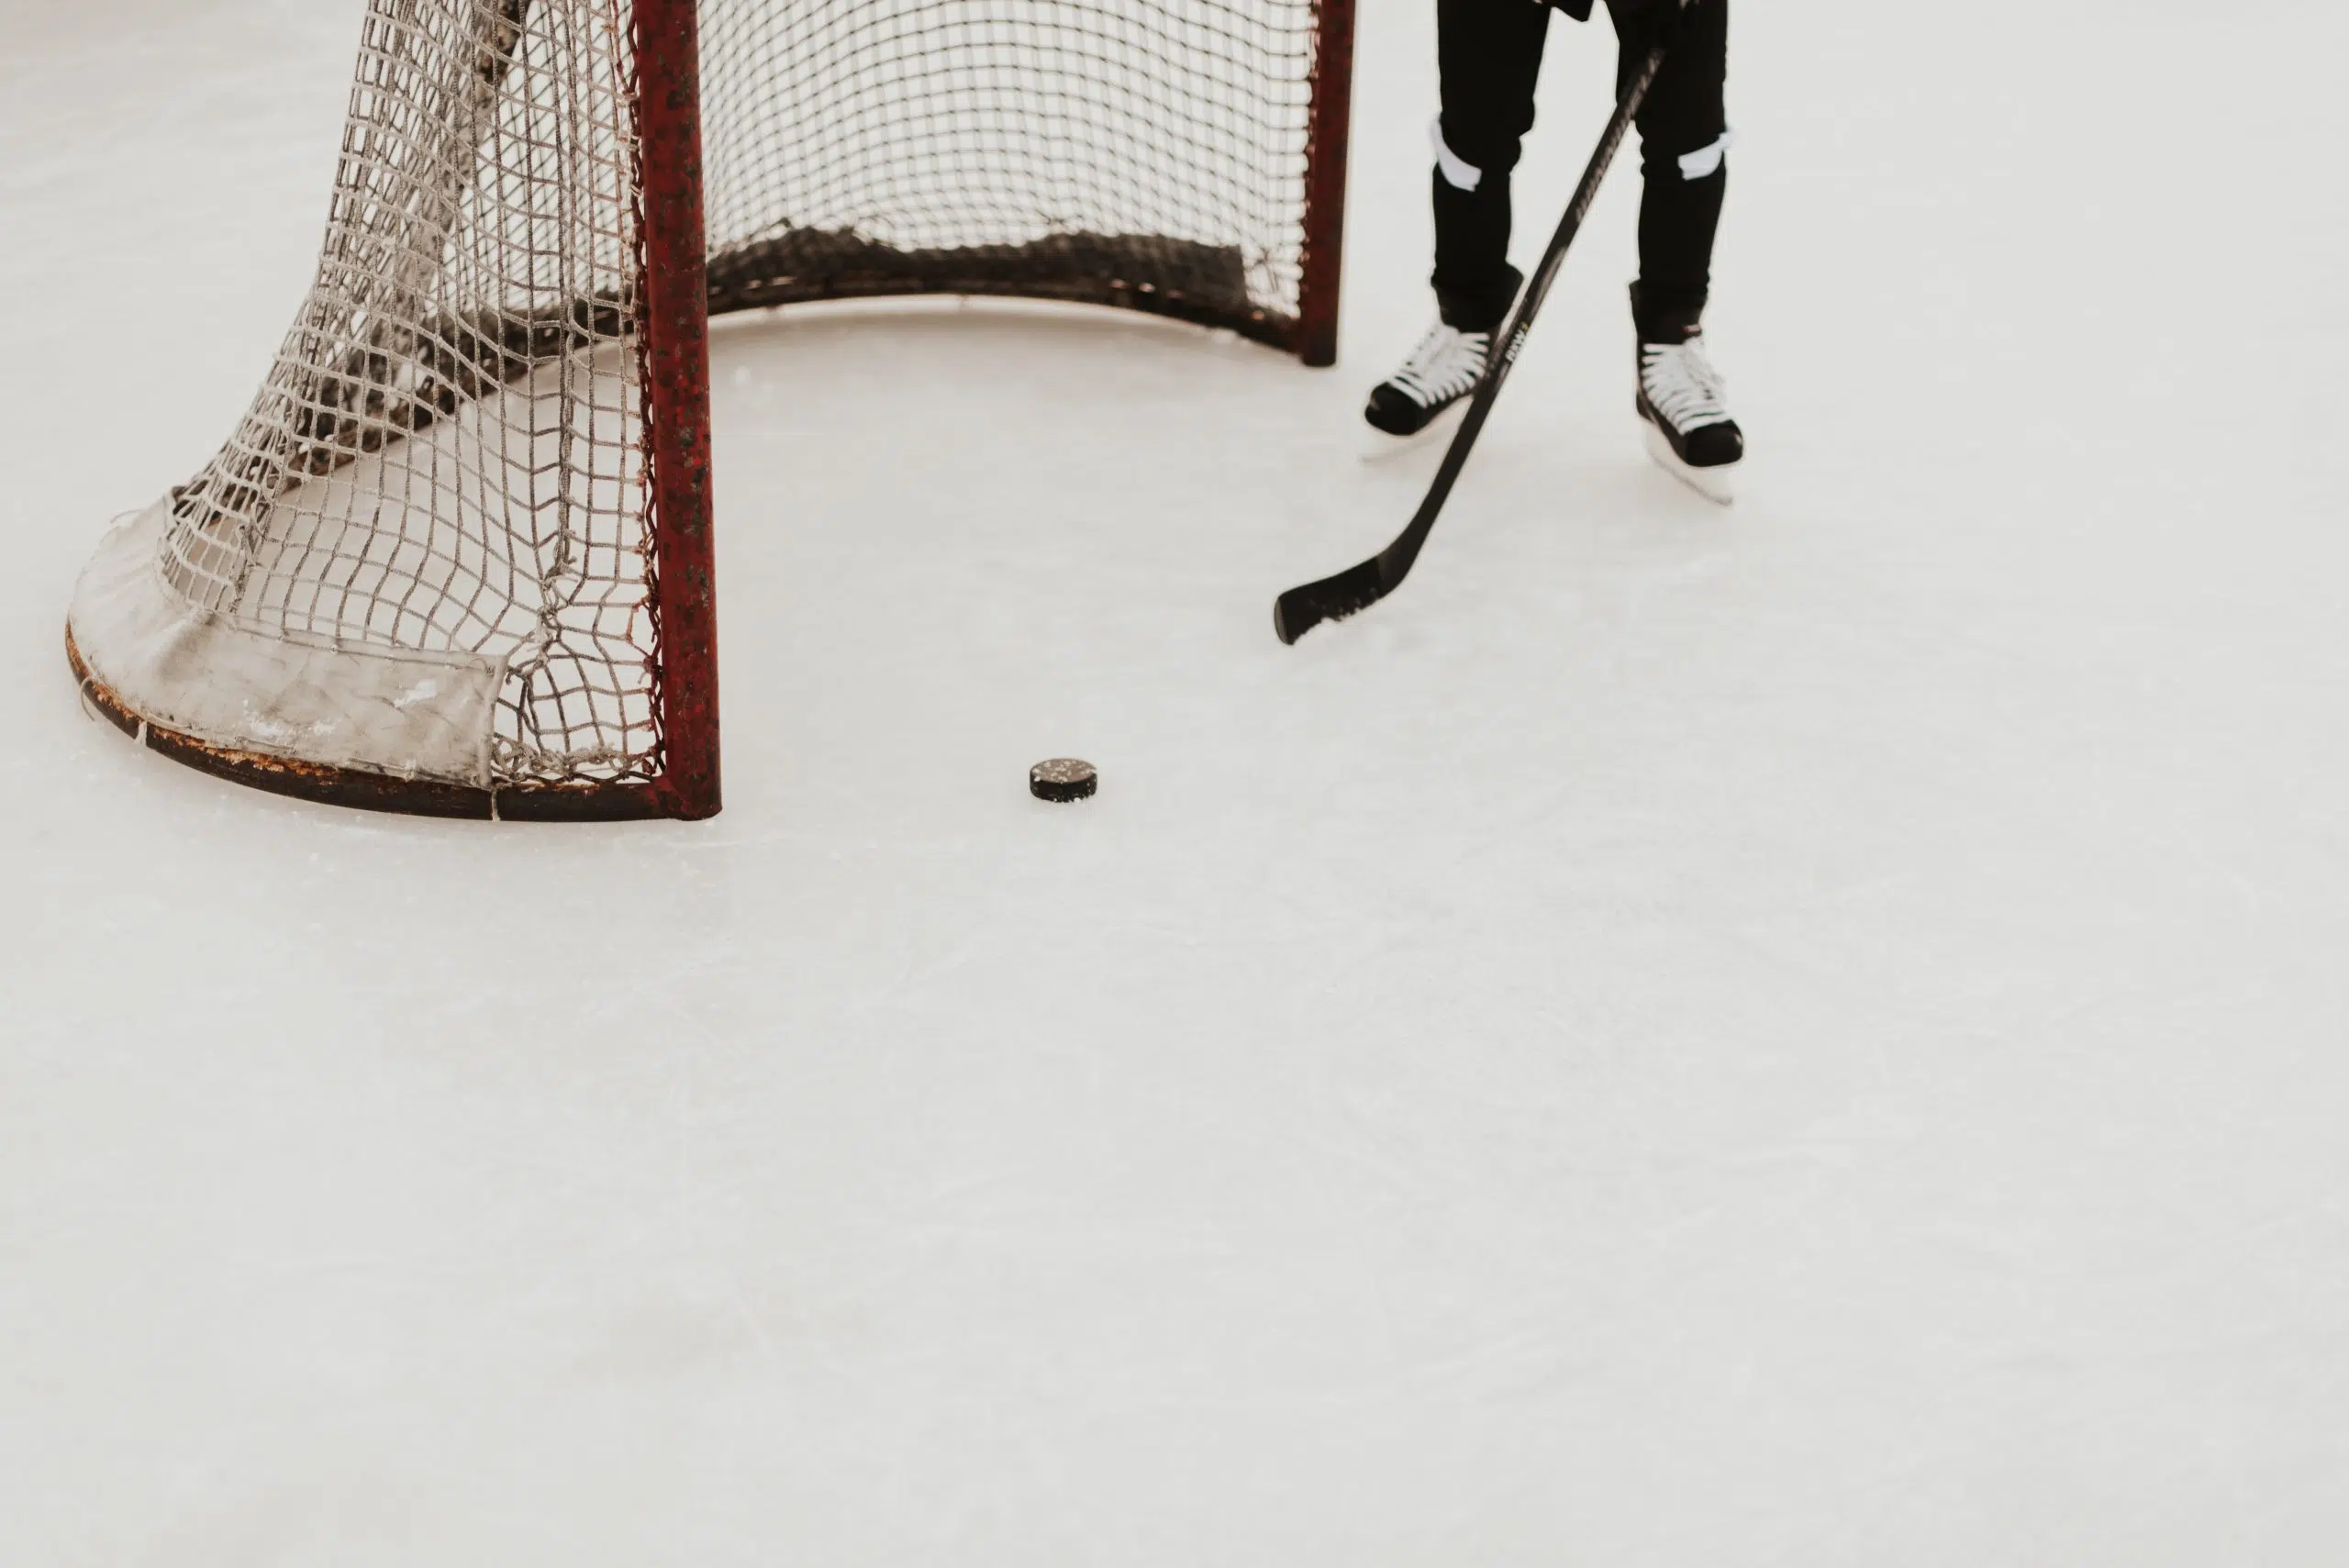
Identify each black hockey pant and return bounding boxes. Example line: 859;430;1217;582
1432;0;1730;337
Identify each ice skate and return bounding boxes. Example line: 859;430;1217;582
1362;318;1490;451
1635;328;1742;505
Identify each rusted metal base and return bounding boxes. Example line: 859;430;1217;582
67;627;685;822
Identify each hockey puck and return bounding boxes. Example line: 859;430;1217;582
1030;758;1097;804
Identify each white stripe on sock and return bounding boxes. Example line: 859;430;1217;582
1431;117;1483;193
1677;128;1734;182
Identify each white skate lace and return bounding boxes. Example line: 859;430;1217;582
1386;322;1489;409
1641;336;1733;433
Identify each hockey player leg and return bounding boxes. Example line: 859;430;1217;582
1364;0;1546;443
1622;0;1742;502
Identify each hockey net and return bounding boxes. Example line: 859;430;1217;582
67;0;1352;819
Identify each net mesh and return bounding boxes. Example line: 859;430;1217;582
139;0;1325;793
698;0;1318;325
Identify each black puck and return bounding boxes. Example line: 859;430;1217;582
1030;758;1097;803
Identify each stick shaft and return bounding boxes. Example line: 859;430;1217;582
1375;46;1667;587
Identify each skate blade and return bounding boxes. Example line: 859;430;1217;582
1643;420;1738;506
1358;398;1466;464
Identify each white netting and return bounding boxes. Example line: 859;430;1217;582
698;0;1319;320
96;0;1326;795
160;0;653;789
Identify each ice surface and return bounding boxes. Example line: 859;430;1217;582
4;2;2347;1564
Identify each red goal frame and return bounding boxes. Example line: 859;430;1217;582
69;0;1355;823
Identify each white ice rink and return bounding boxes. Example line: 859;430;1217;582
5;1;2347;1562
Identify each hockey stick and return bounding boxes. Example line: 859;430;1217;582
1274;39;1674;645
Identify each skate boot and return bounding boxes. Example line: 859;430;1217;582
1364;318;1491;439
1364;273;1520;442
1632;285;1742;505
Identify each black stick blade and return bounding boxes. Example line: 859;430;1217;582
1274;559;1390;645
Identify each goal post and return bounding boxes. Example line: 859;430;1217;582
67;0;1355;821
1296;0;1356;371
637;0;720;821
